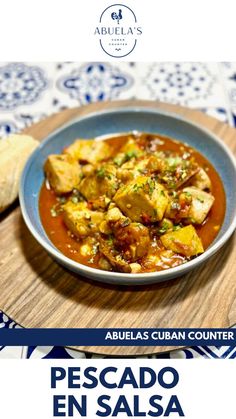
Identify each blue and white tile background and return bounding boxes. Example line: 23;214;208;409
0;62;236;359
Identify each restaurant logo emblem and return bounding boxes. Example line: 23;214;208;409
94;4;142;58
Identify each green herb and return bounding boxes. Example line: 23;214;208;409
125;150;137;160
107;235;114;245
133;183;143;192
166;156;182;168
121;218;130;227
147;178;155;195
197;197;204;203
113;155;125;166
96;167;105;179
173;225;181;231
158;221;169;234
185;192;192;198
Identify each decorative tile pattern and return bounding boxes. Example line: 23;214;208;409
169;345;236;359
1;61;236;358
25;346;86;359
220;62;236;106
0;63;48;110
142;62;215;103
0;311;23;358
57;62;134;104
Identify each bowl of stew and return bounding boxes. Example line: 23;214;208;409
19;104;236;285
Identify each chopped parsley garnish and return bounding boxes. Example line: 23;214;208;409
125;150;138;160
173;225;181;231
107;235;114;245
158;221;170;234
133;183;143;192
96;167;105;179
121;218;130;227
113;155;125;166
185;191;192;198
147;178;155;195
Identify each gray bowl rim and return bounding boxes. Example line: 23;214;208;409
19;105;236;284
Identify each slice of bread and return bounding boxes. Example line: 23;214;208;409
0;134;39;213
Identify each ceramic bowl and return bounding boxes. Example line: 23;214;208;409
19;104;236;285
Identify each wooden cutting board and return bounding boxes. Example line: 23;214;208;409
0;100;236;356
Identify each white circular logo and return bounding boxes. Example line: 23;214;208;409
94;4;142;58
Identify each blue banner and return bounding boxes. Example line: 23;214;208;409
0;328;235;346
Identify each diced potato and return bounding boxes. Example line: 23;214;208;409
160;225;204;257
189;168;211;190
44;154;81;194
183;187;214;224
130;263;142;273
79;164;118;200
106;206;124;222
113;176;169;223
63;201;104;238
64;139;112;164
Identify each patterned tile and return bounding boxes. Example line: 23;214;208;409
0;310;23;358
0;63;48;111
170;345;236;359
230;108;236;127
0;61;235;137
137;62;227;108
56;62;135;105
201;107;229;123
219;62;236;107
25;346;86;359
